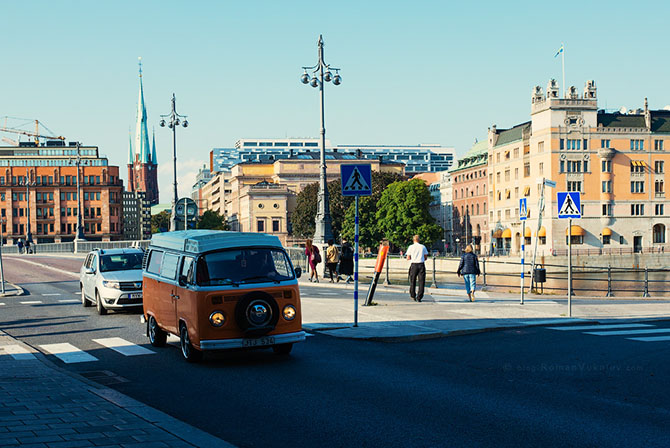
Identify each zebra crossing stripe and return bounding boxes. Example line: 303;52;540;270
42;293;62;296
39;343;98;364
0;303;5;306
627;336;670;342
92;337;155;356
20;301;42;305
58;299;79;303
547;323;653;331
584;328;670;336
0;344;36;360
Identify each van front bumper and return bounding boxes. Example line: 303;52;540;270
198;331;306;351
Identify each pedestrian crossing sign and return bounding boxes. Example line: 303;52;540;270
557;191;581;219
519;198;528;221
341;164;372;196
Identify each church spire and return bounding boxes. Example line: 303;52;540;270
128;127;133;164
151;127;157;164
135;57;151;164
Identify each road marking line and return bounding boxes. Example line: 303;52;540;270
58;299;79;303
627;336;670;342
42;293;62;296
0;344;36;360
547;323;653;331
92;337;155;356
584;328;670;336
20;301;42;305
39;343;98;364
0;303;5;306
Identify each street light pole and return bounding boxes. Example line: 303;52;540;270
301;35;342;244
24;170;36;244
160;94;189;232
73;144;86;241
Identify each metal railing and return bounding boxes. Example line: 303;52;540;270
2;240;151;255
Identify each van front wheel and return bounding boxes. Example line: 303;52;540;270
148;315;167;347
272;343;293;355
180;323;202;363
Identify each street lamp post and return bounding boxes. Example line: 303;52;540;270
23;171;36;245
70;143;86;242
160;94;188;232
300;35;342;244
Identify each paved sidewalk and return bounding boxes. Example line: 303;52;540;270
0;331;235;448
0;282;23;297
299;279;670;341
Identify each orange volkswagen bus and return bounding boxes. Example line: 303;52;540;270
142;230;305;362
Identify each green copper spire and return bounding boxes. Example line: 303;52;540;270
135;57;151;164
151;127;157;164
128;128;133;164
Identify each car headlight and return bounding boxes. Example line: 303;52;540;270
209;311;226;327
282;305;296;321
102;280;120;289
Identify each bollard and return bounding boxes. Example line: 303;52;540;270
606;265;613;297
430;256;438;288
643;267;650;298
482;259;487;288
384;254;390;285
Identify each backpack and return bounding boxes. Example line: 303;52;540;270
312;246;322;264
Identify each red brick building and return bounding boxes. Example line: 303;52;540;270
0;144;123;243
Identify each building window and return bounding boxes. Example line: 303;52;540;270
602;180;612;193
630;161;645;173
567;181;582;192
653;224;666;243
566;139;581;150
513;148;519;158
583;139;588;150
655;161;664;173
496;153;500;163
631;181;645;193
655;180;664;194
631;204;645;216
272;220;280;232
601;139;610;149
654;139;664;151
603;234;611;245
538;141;544;152
514;168;519;180
257;220;265;232
566;235;584;245
504;170;510;182
496;172;501;183
560;139;565;150
655;204;665;215
505;209;510;219
601;160;611;172
524;162;530;177
630;139;644;151
538;162;544;175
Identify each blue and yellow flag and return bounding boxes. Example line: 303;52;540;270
554;44;564;58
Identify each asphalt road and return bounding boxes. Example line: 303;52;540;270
2;256;670;447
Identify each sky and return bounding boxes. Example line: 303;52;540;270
3;0;670;202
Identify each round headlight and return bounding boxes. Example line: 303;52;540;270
282;305;296;321
209;311;226;327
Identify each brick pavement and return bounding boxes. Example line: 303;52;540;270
0;331;235;448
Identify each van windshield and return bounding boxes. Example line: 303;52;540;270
100;253;144;272
196;248;294;286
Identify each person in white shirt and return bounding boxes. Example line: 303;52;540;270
406;234;428;302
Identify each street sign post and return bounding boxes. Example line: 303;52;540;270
519;198;528;304
529;178;555;295
341;164;372;327
557;191;582;317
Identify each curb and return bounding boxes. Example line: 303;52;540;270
0;282;24;297
1;330;237;448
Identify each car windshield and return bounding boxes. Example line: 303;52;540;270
99;253;144;272
196;248;294;286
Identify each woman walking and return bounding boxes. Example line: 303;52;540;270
305;239;320;283
325;239;339;283
457;244;480;302
338;238;354;283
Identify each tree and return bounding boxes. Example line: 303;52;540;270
290;180;352;240
197;210;229;230
341;171;405;250
151;210;170;234
375;178;443;249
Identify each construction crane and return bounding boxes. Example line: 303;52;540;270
0;116;66;146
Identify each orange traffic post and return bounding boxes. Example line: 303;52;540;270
364;242;389;306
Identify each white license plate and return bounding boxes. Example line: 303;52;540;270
242;336;275;347
129;293;143;299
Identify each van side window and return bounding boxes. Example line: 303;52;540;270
90;255;98;272
181;257;194;284
161;253;180;280
84;254;92;269
147;250;163;275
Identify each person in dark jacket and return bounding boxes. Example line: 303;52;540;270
338;238;354;283
457;244;481;302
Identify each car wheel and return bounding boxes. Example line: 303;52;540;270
148;315;167;347
81;286;91;307
180;322;202;363
96;291;107;315
272;343;293;355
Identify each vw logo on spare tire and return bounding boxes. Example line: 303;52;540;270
235;292;280;335
248;300;271;326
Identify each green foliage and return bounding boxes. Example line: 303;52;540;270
151;210;170;234
197;210;229;231
375;179;443;249
290;180;353;240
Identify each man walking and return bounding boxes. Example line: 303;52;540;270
406;234;428;302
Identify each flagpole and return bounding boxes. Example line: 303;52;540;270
561;42;565;97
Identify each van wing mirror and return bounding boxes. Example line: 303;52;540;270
85;267;94;275
178;275;188;287
294;266;302;279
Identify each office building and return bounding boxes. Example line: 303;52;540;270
122;191;151;240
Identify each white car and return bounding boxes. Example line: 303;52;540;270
80;248;144;315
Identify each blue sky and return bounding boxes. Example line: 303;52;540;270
3;1;669;201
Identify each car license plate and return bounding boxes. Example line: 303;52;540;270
129;293;142;299
242;336;275;347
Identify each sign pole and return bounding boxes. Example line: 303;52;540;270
354;195;359;327
568;217;572;317
521;219;525;305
